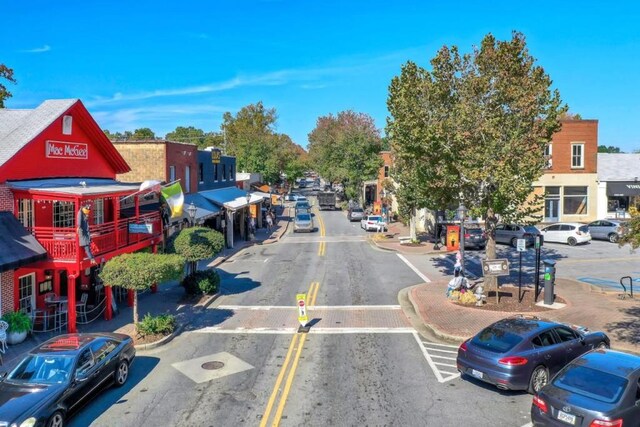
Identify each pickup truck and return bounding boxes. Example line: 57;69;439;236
317;191;337;210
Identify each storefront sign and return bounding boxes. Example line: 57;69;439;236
45;140;88;160
607;182;640;196
212;149;221;164
128;223;153;234
481;259;510;277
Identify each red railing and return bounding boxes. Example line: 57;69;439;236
29;211;162;262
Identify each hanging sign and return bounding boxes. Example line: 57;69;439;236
212;149;221;164
296;293;308;327
128;223;153;234
45;140;88;160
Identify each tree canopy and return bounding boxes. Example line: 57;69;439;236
598;145;623;153
308;110;383;200
168;226;225;263
104;128;157;141
0;64;17;108
165;126;222;149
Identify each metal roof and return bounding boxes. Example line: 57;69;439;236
0;99;78;167
199;186;265;210
183;193;221;222
7;178;139;195
597;153;640;182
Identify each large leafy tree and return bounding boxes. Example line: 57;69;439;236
99;253;184;328
165;126;222;149
598;145;623;153
387;32;566;297
0;64;16;108
308;111;383;200
132;127;156;140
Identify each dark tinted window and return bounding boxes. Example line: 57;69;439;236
467;229;483;235
471;327;524;353
496;224;505;231
524;226;539;234
532;331;556;347
554;327;579;342
545;225;561;231
579;225;589;233
560;224;574;231
76;349;94;375
352;208;364;213
553;365;628;404
296;214;311;221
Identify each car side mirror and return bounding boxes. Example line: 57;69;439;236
74;372;89;385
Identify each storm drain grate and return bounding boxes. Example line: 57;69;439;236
201;361;225;370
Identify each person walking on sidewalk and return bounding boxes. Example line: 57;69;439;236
266;213;273;232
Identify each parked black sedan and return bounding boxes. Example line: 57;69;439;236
532;349;640;426
457;316;609;394
0;333;135;427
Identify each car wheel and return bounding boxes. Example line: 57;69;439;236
608;233;619;243
511;237;518;248
597;341;609;349
47;411;65;427
528;365;549;394
114;360;129;387
567;237;577;246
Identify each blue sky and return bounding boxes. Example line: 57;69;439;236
2;1;640;151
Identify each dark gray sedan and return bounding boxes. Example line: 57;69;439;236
457;316;609;394
531;349;640;426
495;224;541;247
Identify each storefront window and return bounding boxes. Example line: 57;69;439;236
563;186;588;215
544;186;560;221
53;201;75;228
18;274;35;313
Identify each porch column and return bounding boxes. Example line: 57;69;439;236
227;211;234;248
151;244;158;293
67;274;77;333
239;209;246;240
257;202;263;229
105;285;113;320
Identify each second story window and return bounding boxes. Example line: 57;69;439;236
198;163;204;183
544;144;552;169
185;166;191;193
93;198;104;225
169;165;176;182
17;199;34;228
384;165;389;178
53;201;75;228
571;143;584;168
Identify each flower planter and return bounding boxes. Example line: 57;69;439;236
7;330;27;345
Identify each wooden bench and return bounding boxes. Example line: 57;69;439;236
399;236;412;245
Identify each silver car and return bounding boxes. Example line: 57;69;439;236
495;224;541;247
347;207;365;222
587;219;627;243
294;212;314;233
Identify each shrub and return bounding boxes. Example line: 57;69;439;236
181;269;220;295
1;311;32;333
137;313;176;336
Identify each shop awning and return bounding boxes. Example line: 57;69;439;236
7;178;140;196
607;182;640;196
182;193;221;223
0;212;47;273
200;187;265;211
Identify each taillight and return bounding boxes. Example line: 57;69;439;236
464;233;470;238
590;419;623;427
498;356;528;366
459;340;468;352
532;395;548;414
523;233;531;238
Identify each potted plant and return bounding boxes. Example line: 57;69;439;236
2;311;31;345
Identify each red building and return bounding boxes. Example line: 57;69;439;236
0;99;163;332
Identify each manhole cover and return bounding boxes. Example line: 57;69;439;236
201;361;225;370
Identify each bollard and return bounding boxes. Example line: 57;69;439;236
543;259;556;305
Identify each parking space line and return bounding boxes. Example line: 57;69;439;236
413;332;460;383
397;254;431;283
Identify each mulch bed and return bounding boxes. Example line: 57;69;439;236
177;293;210;305
133;332;169;346
453;284;566;312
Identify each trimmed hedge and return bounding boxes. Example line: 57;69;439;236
181;269;220;295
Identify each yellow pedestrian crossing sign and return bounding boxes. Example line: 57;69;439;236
296;293;308;327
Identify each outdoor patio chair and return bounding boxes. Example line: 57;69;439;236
0;320;7;353
76;293;88;323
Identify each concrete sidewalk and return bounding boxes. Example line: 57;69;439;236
0;204;292;370
366;220;640;354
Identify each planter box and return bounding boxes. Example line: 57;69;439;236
7;330;27;345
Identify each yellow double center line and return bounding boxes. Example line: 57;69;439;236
317;207;326;256
259;281;319;427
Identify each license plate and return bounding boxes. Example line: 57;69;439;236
471;369;483;379
557;411;575;425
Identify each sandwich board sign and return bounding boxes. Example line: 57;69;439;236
296;293;308;327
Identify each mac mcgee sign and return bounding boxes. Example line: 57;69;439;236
45;140;89;160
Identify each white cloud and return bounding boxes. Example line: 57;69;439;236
21;45;51;53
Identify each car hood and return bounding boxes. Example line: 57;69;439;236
0;381;62;421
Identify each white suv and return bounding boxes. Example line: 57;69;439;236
539;222;591;246
361;215;387;232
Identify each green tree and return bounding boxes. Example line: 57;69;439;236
99;253;184;327
166;126;222;149
132;127;156;140
387;32;566;299
0;64;16;108
308;111;383;200
168;227;225;275
598;145;623;153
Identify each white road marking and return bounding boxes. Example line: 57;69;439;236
520;424;533;427
413;333;460;383
264;258;269;263
397;254;431;283
438;254;479;280
215;305;403;310
190;327;416;334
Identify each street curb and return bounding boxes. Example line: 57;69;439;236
134;322;184;351
369;237;451;256
199;291;222;309
405;284;468;343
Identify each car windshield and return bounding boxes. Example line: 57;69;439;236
297;214;311;221
467;229;483;235
524;226;539;233
369;216;382;222
553;365;628;404
471;326;523;353
7;354;75;384
352;208;364;213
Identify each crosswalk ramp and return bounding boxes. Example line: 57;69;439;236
413;333;460;383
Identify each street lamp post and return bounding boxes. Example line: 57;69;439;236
187;202;197;227
457;203;467;275
245;192;252;240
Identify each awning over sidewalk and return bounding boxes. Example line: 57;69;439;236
200;187;264;211
0;212;48;273
182;193;221;223
607;181;640;196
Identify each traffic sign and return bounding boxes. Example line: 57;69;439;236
296;293;308;327
516;239;526;252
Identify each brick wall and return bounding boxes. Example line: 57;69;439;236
113;142;166;183
376;151;393;202
0;183;14;212
0;271;14;315
166;142;198;194
547;120;598;174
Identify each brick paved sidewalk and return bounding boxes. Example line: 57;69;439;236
407;278;640;355
369;220;449;255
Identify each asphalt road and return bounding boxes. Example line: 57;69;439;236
70;198;536;426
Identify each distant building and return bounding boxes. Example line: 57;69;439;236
596;153;640;218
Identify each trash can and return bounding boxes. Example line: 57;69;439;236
542;259;556;305
446;225;460;251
